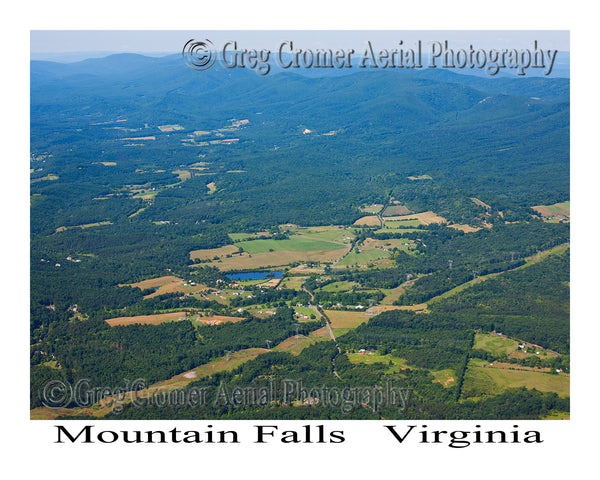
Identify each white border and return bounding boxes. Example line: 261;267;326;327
4;0;598;477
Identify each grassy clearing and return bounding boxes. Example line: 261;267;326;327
158;124;184;132
92;161;117;166
287;265;326;274
105;311;188;327
353;215;381;226
431;369;456;387
320;281;357;293
461;359;570;399
235;235;343;254
119;136;156;141
384;211;447;225
291;227;355;244
335;248;390;267
293;306;317;319
374;227;420;235
366;304;428;314
361;238;413;251
325;310;369;330
382;204;412;216
54;221;112;233
128;207;147;218
474;334;519;356
279;276;306;290
533;201;570;218
172;169;192;181
346;352;410;374
273;328;331;355
359;204;384;214
31;174;59;183
132;190;159;200
122;275;207;299
202;248;347;271
408;174;433;180
382;219;422;228
470;197;492;210
448;224;481;233
193;315;244;325
380;286;406;305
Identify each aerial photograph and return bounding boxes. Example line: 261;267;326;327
29;30;570;421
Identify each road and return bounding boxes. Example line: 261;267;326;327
302;285;341;379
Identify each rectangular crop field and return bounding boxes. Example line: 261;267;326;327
235;235;344;254
325;310;369;330
105;311;187;327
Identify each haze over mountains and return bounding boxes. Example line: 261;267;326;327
31;52;569;210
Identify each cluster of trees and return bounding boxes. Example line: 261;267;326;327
432;250;570;354
30;307;322;408
338;310;474;372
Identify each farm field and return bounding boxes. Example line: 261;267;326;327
382;204;412;216
346;352;411;374
279;275;307;290
319;281;357;293
172;169;192;181
383;211;447;225
334;247;392;268
474;333;520;356
235;235;345;254
533;201;570;219
359;204;384;214
105;311;188;327
325;310;369;330
448;223;481;233
193;315;245;325
365;304;428;314
287;264;326;274
122;275;207;299
227;232;270;242
54;221;112;233
353;215;381;226
382;219;421;228
461;359;570;399
202;248;348;271
290;226;356;244
361;237;414;251
191;231;350;271
30;174;59;183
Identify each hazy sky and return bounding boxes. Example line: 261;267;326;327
30;30;569;56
